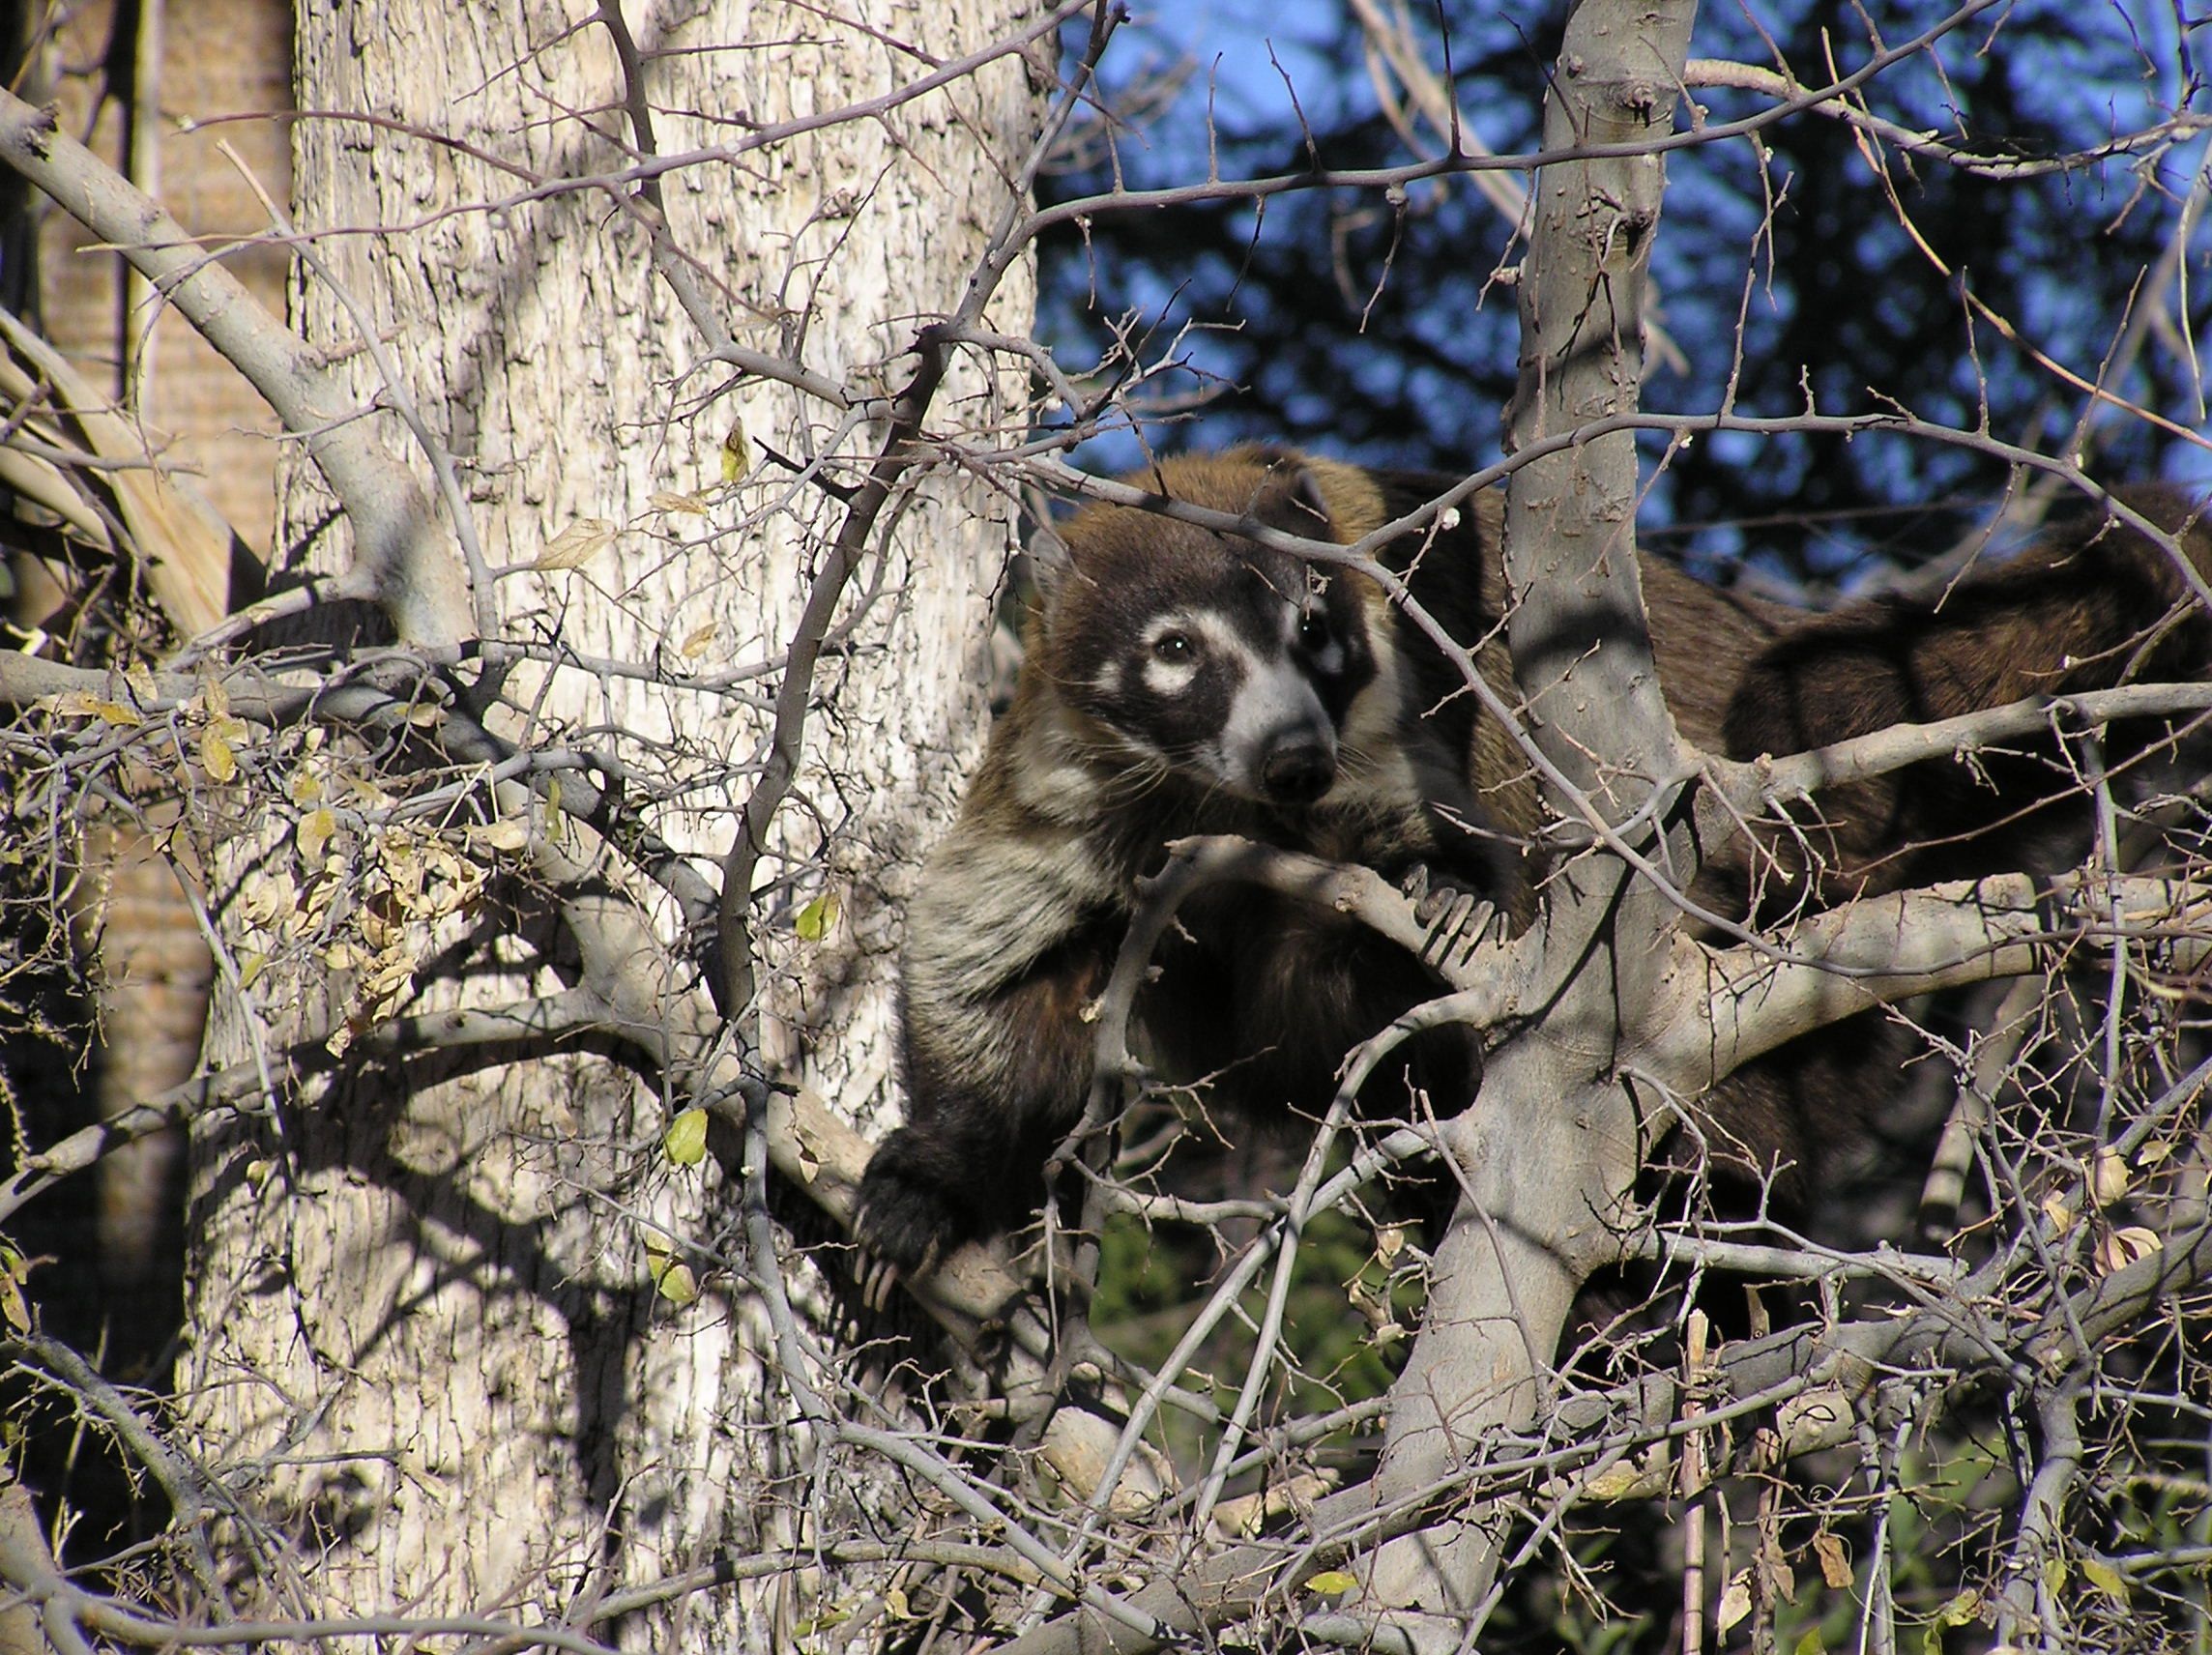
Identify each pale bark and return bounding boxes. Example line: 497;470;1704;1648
1365;0;1701;1622
174;1;1044;1643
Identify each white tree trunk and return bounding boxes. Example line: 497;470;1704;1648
181;1;1042;1640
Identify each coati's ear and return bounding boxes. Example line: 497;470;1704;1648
1026;517;1074;601
1241;446;1336;537
1283;465;1334;535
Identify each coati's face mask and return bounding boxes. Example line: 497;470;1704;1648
1042;522;1379;806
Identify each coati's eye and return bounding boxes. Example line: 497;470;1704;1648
1297;611;1331;651
1153;630;1195;662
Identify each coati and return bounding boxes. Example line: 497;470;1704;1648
855;445;2212;1284
855;451;1527;1279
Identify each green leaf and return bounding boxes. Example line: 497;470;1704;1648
1793;1633;1825;1655
795;891;839;942
2081;1557;2128;1605
1303;1570;1357;1596
663;1107;710;1167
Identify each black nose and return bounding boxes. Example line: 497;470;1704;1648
1261;736;1335;803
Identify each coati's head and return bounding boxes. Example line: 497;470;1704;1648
1030;450;1390;807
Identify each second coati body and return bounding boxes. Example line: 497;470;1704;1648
857;446;2212;1281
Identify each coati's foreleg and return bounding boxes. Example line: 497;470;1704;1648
859;930;1115;1285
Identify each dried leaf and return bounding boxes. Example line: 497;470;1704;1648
200;726;238;783
1716;1571;1753;1634
298;807;335;862
652;489;710;515
2096;1226;2162;1274
2041;1189;2077;1237
720;420;751;482
474;819;530;853
533;517;614;570
680;622;718;659
289;770;324;806
663;1107;710;1167
2091;1147;2129;1206
1813;1531;1852;1590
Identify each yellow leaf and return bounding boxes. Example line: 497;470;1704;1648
533;518;615;571
200;727;237;783
680;622;718;659
1716;1571;1753;1634
406;704;442;729
2081;1557;2128;1605
298;807;335;862
289;770;324;806
1794;1632;1826;1655
1933;1589;1981;1631
2041;1189;2077;1238
0;1272;26;1334
1303;1571;1357;1596
885;1586;912;1620
795;891;839;942
1813;1530;1852;1590
655;1261;698;1305
652;489;710;515
201;675;229;718
236;949;265;990
89;699;140;726
720;421;751;482
663;1107;711;1167
1585;1460;1654;1501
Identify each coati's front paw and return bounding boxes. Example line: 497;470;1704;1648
853;1133;971;1311
1398;864;1499;977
